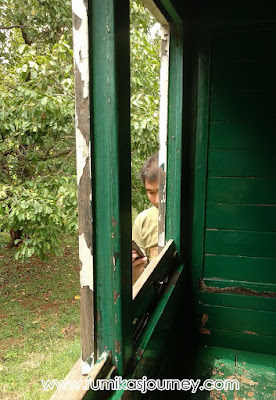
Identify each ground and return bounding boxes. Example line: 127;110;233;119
0;234;81;400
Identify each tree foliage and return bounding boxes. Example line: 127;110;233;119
130;0;161;211
0;0;77;260
0;0;160;259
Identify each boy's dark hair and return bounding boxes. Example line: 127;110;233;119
140;153;159;185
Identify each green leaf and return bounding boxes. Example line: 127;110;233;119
21;64;28;72
18;44;26;54
41;97;48;106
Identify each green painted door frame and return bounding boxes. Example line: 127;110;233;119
88;0;184;376
89;0;132;374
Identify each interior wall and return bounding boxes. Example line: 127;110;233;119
188;1;276;354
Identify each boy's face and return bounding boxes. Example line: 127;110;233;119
145;179;159;208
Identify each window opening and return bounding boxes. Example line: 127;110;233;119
130;0;170;287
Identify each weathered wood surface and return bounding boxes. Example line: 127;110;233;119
194;346;276;398
72;0;94;374
132;239;174;300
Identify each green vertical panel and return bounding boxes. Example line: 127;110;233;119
191;30;211;294
199;15;276;355
89;0;131;373
113;1;132;372
166;22;183;254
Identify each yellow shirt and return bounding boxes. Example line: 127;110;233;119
132;206;158;262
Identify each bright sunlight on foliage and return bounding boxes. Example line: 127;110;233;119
0;0;161;260
130;0;161;211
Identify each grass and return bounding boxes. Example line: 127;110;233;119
0;234;81;400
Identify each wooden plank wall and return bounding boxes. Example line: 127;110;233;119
198;10;276;354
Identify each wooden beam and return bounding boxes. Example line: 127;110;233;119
132;239;174;299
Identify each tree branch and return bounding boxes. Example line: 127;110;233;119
54;148;75;175
43;144;54;160
0;25;29;30
0;160;12;182
40;146;75;161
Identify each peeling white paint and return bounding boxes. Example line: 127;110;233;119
79;233;93;290
72;0;89;99
81;352;94;375
76;128;89;185
158;231;165;247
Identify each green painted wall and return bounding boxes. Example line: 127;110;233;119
190;2;276;354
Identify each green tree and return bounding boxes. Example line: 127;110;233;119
0;0;77;260
0;0;160;260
